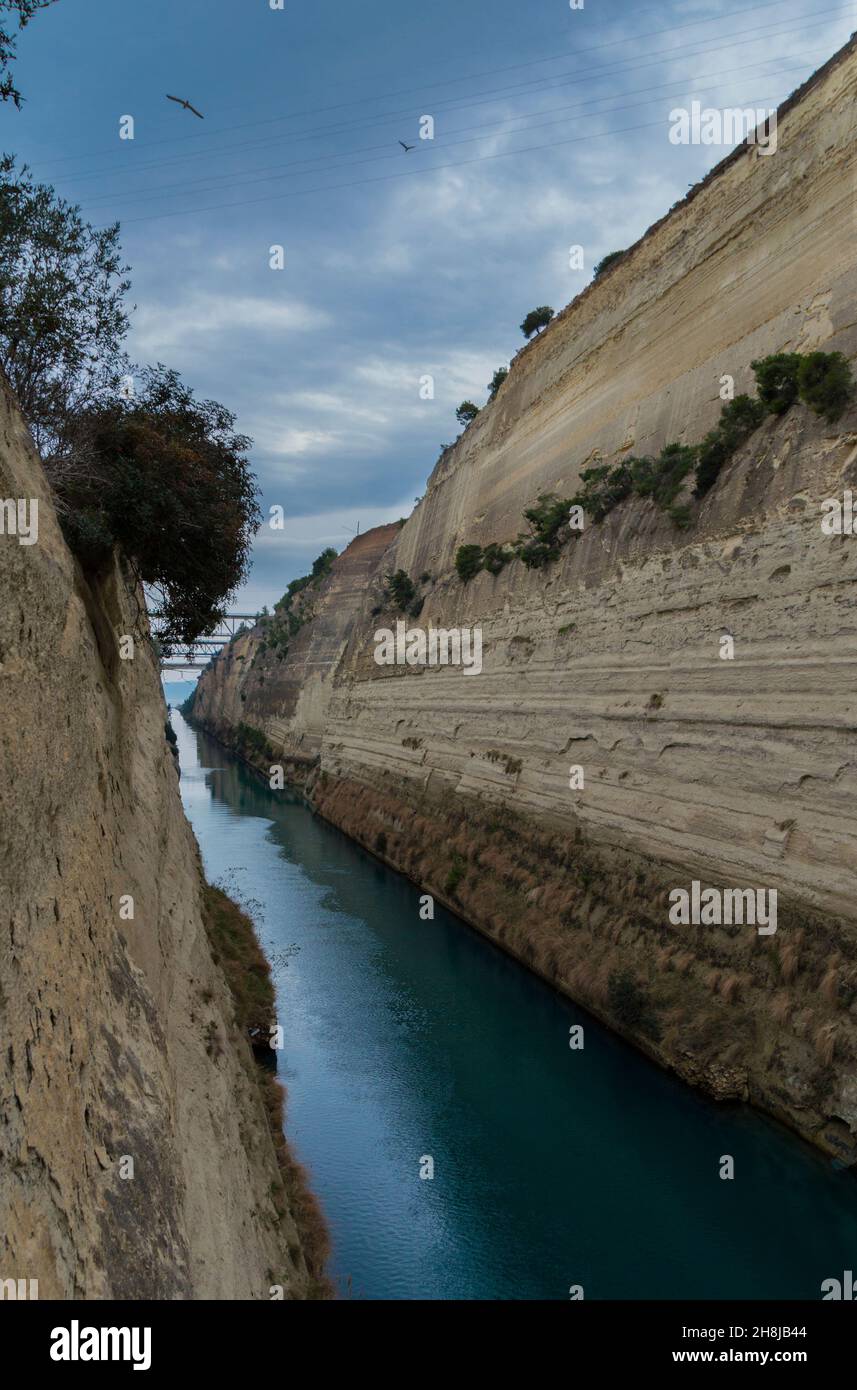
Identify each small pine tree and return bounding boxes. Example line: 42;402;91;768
455;400;479;427
520;306;555;339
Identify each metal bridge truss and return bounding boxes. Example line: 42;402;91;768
149;613;259;673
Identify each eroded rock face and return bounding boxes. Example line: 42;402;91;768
0;382;314;1299
193;41;857;1156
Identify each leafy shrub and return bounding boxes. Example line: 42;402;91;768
640;444;697;510
408;595;424;619
455;400;479;427
695;429;731;496
482;542;510;575
797;350;853;422
668;502;692;529
573;463;633;522
311;547;337;582
488;366;509;399
751;353;801;414
384;569;415;609
593;249;626;279
695;394;766;496
455;544;483;582
517;539;556;569
719;393;767;443
520;492;574;550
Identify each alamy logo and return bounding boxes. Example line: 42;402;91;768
668;102;777;154
821;492;857;534
50;1320;151;1371
0;1277;37;1299
668;881;777;935
374;620;482;675
0;497;38;545
821;1270;857;1299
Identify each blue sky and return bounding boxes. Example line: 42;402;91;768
6;0;855;620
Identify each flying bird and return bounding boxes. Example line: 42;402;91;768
167;94;204;119
398;140;415;152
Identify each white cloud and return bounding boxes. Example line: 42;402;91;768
130;291;330;360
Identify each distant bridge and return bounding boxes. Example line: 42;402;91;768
149;612;258;672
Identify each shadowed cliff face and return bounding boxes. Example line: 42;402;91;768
0;379;316;1299
193;39;857;1158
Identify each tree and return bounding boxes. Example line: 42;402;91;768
311;546;337;581
593;250;626;280
384;569;415;609
797;350;853;422
52;364;261;651
487;366;508;399
455;400;479;427
0;1;57;108
751;353;801;415
0;156;131;453
520;305;554;339
455;544;483;583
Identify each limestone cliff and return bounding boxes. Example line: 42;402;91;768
0;379;324;1299
193;39;857;1159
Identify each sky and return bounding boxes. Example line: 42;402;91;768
5;0;855;635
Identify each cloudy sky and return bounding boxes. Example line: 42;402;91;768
7;0;855;621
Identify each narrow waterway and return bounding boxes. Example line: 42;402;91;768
170;703;857;1300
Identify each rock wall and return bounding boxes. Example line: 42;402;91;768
0;380;320;1299
193;39;857;1158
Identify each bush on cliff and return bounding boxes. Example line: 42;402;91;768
384;569;416;609
592;249;626;279
455;544;484;583
488;366;508;399
797;350;853;422
694;393;766;496
751;353;801;415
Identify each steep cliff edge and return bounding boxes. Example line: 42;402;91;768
193;40;857;1158
0;379;324;1298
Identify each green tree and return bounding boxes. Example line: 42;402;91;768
520;305;554;339
0;155;131;452
311;546;337;581
0;1;57;107
751;353;801;415
797;350;853;422
487;366;508;399
455;400;479;427
455;544;483;583
384;569;415;609
53;364;261;651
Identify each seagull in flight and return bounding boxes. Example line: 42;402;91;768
398;140;415;152
167;94;204;119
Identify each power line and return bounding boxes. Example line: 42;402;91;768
98;103;780;229
31;0;839;178
79;54;821;213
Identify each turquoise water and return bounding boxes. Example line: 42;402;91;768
171;706;857;1300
